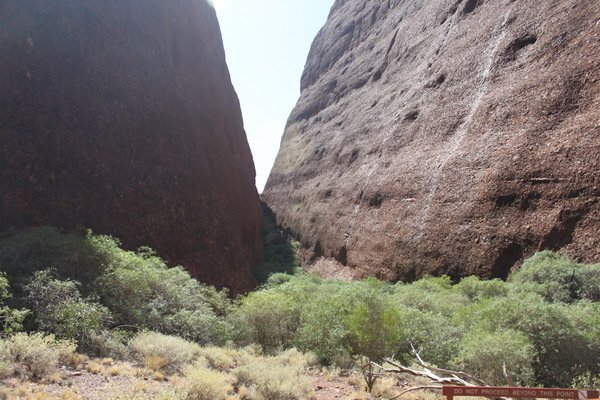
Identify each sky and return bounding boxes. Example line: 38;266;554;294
211;0;334;192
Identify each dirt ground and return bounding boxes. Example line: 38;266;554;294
0;359;440;400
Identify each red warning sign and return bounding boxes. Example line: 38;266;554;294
442;386;599;400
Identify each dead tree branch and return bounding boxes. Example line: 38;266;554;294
387;386;443;400
410;343;487;386
371;344;513;400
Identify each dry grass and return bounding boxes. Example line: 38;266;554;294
371;377;398;398
2;333;76;379
47;372;62;384
61;390;83;400
1;344;323;400
130;332;200;373
233;352;315;400
107;365;124;376
400;388;444;400
145;355;169;372
197;347;238;372
181;365;233;400
85;362;102;374
101;358;114;366
348;391;373;400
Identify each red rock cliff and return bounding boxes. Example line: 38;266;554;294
0;0;262;293
264;0;600;280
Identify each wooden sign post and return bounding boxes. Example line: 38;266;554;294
443;386;599;400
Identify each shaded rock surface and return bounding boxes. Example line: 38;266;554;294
0;0;262;292
264;0;600;280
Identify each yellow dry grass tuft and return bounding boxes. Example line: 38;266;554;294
85;362;102;374
47;372;62;384
100;358;114;366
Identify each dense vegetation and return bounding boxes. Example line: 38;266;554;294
0;227;599;392
252;203;301;282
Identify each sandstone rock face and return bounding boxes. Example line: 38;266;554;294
0;0;262;292
264;0;600;281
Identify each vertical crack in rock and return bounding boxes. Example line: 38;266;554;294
415;8;514;243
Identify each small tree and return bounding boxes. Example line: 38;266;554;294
0;272;28;335
457;329;536;385
344;292;404;392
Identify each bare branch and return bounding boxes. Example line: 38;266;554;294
409;343;487;386
503;362;515;387
387;386;443;400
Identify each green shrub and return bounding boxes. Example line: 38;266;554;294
263;272;295;288
96;253;232;345
393;276;469;317
254;204;301;282
344;292;404;362
53;300;112;346
129;331;200;372
454;276;508;300
580;264;600;302
401;308;461;368
24;270;111;350
236;290;300;353
455;293;593;386
1;228;234;347
0;227;116;292
86;329;132;359
456;329;535;385
0;272;28;335
510;251;583;303
293;290;350;364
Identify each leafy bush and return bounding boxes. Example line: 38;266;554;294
1;228;236;348
509;251;600;303
400;308;461;368
5;332;75;378
52;300;112;346
344;288;404;391
236;290;300;353
457;329;535;385
96;251;233;345
344;292;403;362
24;270;112;351
580;264;600;302
129;331;200;372
253;204;301;282
0;227;117;292
293;289;350;364
454;276;508;301
0;273;28;335
454;293;592;386
392;276;469;317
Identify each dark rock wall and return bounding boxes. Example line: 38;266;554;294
0;0;262;293
264;0;600;280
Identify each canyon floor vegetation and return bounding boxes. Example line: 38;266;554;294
0;227;598;399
